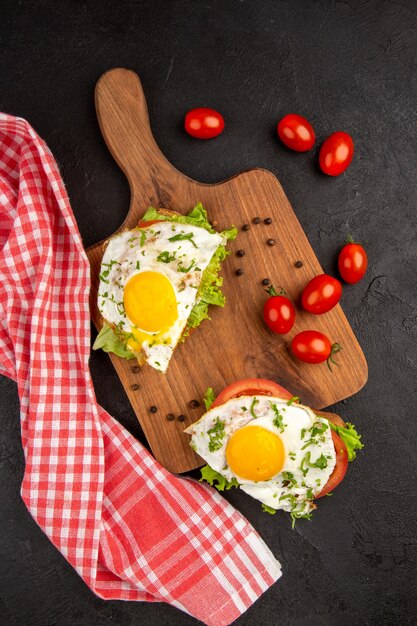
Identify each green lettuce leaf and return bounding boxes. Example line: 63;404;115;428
200;465;239;491
329;421;364;461
140;206;165;222
203;387;216;410
141;202;217;233
92;323;135;359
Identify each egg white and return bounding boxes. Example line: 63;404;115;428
185;396;336;516
98;221;223;372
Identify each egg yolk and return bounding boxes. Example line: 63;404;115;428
123;271;178;335
226;426;285;481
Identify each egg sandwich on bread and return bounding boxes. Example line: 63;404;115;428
185;378;363;526
93;203;237;372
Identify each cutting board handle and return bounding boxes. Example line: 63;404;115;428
95;68;183;208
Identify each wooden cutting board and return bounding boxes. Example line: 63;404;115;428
87;68;367;473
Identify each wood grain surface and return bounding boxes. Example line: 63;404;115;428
87;68;367;473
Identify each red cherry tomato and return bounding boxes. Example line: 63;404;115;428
291;330;342;370
319;131;354;176
315;430;348;498
211;378;293;408
263;286;296;334
301;274;342;315
184;108;225;139
338;241;368;284
277;114;316;152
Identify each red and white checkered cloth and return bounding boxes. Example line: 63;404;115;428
0;113;282;625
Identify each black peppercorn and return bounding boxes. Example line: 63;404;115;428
236;249;245;257
295;260;303;268
131;383;139;391
262;278;270;286
189;399;200;408
166;413;175;421
252;217;262;224
177;414;186;422
264;217;272;225
131;365;140;374
235;268;243;276
267;239;276;246
242;224;250;231
149;405;158;413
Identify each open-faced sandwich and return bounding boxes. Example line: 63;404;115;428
185;378;363;526
93;203;237;372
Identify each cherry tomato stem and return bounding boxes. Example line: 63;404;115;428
327;343;342;372
291;330;342;371
266;285;286;297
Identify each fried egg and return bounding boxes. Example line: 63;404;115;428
185;396;336;517
98;221;223;372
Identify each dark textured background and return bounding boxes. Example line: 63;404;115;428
1;1;417;624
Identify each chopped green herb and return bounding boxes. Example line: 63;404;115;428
270;402;286;432
139;231;146;246
178;259;196;273
282;471;297;488
300;428;306;439
99;273;109;283
207;418;226;452
157;251;176;263
300;452;311;477
310;421;328;437
290;510;313;529
168;232;198;248
261;504;277;515
135;261;140;270
250;397;259;419
313;454;328;470
287;396;300;405
301;451;328;475
279;493;298;507
241;406;248;412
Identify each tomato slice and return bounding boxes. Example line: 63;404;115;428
137;220;162;228
315;430;348;498
211;379;348;497
211;378;294;408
